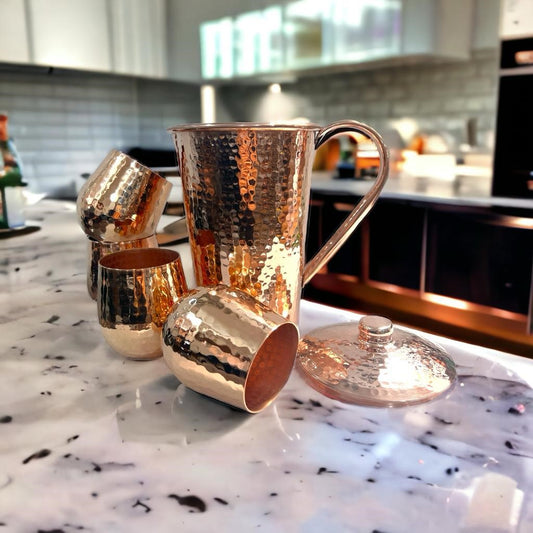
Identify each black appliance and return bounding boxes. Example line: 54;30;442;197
492;36;533;198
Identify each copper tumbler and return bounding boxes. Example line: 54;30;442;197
162;285;299;413
77;150;172;243
98;248;188;360
86;235;158;300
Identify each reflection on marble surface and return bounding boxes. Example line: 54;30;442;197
0;200;532;532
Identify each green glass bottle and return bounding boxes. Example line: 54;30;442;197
0;114;25;229
0;114;23;188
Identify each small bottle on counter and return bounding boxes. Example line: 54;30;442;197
0;113;26;229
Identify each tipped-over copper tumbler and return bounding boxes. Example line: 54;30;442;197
77;150;172;243
162;285;299;413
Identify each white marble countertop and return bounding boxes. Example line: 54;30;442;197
1;199;533;533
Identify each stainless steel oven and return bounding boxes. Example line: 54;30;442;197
492;36;533;198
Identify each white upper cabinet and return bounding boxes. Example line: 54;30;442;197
110;0;168;78
199;0;478;81
28;0;112;72
0;0;31;64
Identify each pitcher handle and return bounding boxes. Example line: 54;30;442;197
303;120;390;285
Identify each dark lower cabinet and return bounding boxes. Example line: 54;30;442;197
322;199;362;278
368;202;425;290
306;201;323;261
305;190;533;354
306;191;533;315
425;211;533;315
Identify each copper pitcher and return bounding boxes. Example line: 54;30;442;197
169;121;389;322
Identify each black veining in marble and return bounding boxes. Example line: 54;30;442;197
168;494;207;513
22;449;51;464
317;467;339;475
509;405;526;414
132;500;151;513
445;467;459;475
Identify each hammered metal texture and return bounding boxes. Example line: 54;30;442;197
170;125;316;322
98;248;188;360
86;234;158;300
170;122;390;323
162;285;299;413
77;150;172;242
297;319;456;407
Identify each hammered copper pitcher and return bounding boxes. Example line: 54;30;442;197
169;121;389;322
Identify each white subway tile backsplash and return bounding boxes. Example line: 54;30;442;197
54;85;89;99
443;97;469;112
37;97;66;112
0;69;200;196
383;86;408;100
219;50;498;152
392;101;418;116
365;101;391;117
360;87;382;102
462;78;494;96
2;49;498;196
326;104;348;120
418;100;442;114
35;111;68;125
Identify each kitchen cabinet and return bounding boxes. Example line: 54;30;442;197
109;0;167;78
322;200;363;278
0;0;30;64
368;202;425;291
28;0;112;72
426;210;533;315
304;190;533;354
1;0;168;78
199;0;474;81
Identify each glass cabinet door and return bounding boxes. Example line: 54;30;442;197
200;18;233;79
283;0;331;70
234;7;283;76
331;0;402;64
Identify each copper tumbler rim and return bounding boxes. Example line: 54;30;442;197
86;235;159;300
244;321;299;413
99;248;180;271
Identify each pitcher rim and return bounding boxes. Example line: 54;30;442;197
167;122;321;133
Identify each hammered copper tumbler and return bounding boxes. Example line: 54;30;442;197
162;285;299;413
77;150;172;243
98;248;188;360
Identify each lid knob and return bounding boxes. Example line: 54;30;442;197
358;315;393;343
